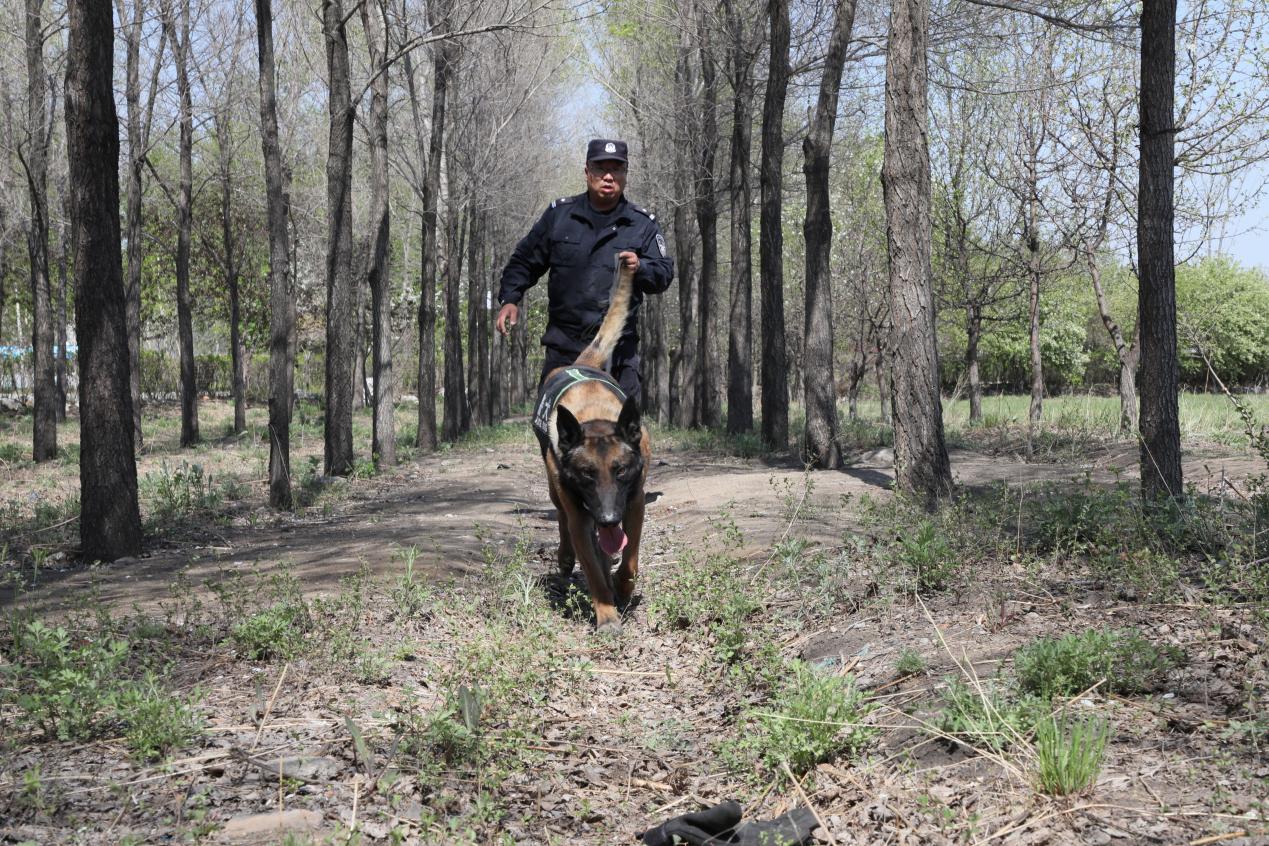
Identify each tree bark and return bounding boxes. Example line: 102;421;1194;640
881;0;952;504
1026;197;1042;444
361;0;395;466
415;10;452;453
56;176;69;421
1138;0;1181;500
211;102;246;435
723;0;756;435
67;0;142;560
25;0;56;461
695;11;722;428
670;20;698;429
759;0;790;450
255;0;295;509
442;200;469;442
163;0;198;447
965;304;982;422
801;0;856;468
323;0;356;475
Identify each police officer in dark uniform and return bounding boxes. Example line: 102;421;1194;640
495;139;674;400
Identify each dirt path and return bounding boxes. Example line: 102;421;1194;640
6;433;1259;617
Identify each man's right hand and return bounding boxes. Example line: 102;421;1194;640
496;303;519;336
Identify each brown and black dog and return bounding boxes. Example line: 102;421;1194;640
532;257;647;634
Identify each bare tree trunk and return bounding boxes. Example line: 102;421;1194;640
68;0;142;559
56;177;69;420
965;304;982;422
1087;252;1138;432
362;0;395;466
881;0;952;504
1138;0;1181;500
323;0;355;475
759;0;790;450
119;0;162;450
25;0;56;461
643;290;669;423
723;0;755;435
1025;195;1042;444
256;0;295;508
415;14;452;453
671;22;699;429
212;109;246;435
442;200;468;441
465;209;482;426
163;0;198;447
695;10;722;428
802;0;856;469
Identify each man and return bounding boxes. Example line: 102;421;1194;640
496;139;674;399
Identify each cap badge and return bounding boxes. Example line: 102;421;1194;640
605;142;616;153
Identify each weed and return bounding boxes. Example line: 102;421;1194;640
229;603;309;661
114;672;204;760
2;619;128;740
731;660;876;778
141;461;221;525
937;678;1047;753
1013;628;1185;700
1034;714;1111;796
896;648;927;676
390;546;432;619
895;518;957;594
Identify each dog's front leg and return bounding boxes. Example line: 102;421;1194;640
614;487;645;606
548;483;575;578
563;504;621;633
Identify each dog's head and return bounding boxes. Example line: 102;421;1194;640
554;396;644;529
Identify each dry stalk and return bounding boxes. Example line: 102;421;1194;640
252;662;290;752
780;760;838;846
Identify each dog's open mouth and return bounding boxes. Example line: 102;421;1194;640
597;525;628;555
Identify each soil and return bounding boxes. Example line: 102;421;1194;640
1;409;1266;845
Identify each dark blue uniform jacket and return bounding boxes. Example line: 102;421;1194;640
498;193;674;356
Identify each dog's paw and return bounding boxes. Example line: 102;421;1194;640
595;619;624;637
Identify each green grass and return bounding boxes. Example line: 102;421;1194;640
1013;629;1185;700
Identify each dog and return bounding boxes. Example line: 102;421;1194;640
531;255;647;634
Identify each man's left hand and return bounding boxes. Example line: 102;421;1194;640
618;250;639;274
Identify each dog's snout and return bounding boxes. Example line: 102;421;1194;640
596;512;621;528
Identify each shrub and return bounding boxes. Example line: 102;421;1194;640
141;461;221;524
115;672;204;760
895;518;957;594
2;620;128;741
937;678;1047;754
230;603;308;661
1013;629;1184;700
737;660;876;777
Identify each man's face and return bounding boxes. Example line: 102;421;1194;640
585;159;627;204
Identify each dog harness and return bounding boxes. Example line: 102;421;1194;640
533;366;627;455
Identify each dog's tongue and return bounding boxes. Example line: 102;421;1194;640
598;525;628;555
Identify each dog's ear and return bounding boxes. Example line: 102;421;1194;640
555;405;584;453
617;395;642;447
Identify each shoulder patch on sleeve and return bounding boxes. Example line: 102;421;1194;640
655;233;668;257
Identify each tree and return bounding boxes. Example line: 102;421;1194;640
118;0;167;449
722;0;760;435
882;0;952;503
22;0;56;461
323;0;356;475
255;0;295;509
1138;0;1181;500
759;0;790;450
801;0;858;468
66;0;142;559
694;4;722;428
161;0;199;447
361;0;395;466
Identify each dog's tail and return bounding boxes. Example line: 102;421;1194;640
573;258;635;371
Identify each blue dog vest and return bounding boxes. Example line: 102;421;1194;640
533;366;626;454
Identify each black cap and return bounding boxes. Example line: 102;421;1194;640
586;139;628;163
